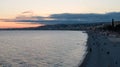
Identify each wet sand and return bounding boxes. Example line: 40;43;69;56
79;31;120;67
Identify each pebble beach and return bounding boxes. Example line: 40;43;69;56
80;31;120;67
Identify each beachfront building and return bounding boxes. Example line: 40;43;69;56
112;19;120;27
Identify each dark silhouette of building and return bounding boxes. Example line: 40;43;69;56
112;19;115;27
111;19;120;27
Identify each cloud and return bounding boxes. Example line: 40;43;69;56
50;12;120;22
15;16;45;20
22;11;33;14
0;12;120;24
21;11;34;16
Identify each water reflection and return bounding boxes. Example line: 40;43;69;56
0;31;88;67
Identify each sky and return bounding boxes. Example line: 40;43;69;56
0;22;43;28
0;0;120;28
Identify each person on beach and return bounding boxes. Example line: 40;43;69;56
89;48;92;52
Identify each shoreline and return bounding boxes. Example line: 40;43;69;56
79;31;92;67
79;30;120;67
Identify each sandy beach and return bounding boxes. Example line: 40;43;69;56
80;31;120;67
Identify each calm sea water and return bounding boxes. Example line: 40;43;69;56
0;30;88;67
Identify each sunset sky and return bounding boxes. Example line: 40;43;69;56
0;22;43;28
0;0;120;28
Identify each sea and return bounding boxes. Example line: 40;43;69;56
0;30;88;67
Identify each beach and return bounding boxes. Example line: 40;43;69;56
80;31;120;67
